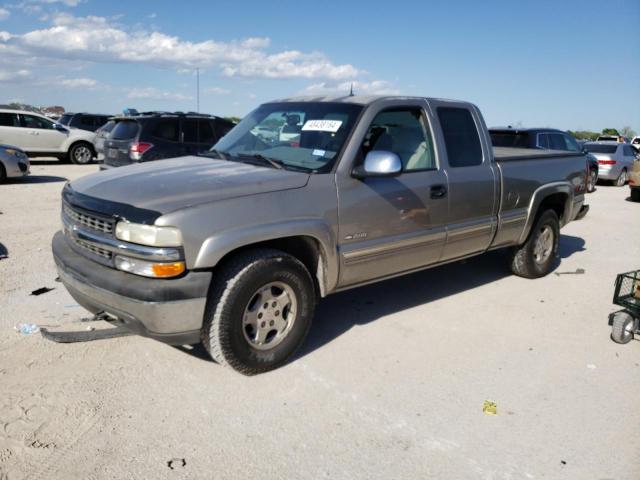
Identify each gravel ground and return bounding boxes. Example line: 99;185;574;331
1;161;639;480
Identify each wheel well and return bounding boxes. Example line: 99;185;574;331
537;192;568;223
69;141;96;157
213;236;326;297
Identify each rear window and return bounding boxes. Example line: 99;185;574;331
0;112;20;127
490;131;530;148
99;120;115;133
438;107;483;167
584;144;618;154
58;114;72;126
183;119;215;143
111;120;140;140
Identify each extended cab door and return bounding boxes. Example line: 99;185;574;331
336;99;449;287
429;101;499;261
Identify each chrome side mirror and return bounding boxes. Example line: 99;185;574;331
352;150;402;178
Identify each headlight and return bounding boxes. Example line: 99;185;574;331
5;148;27;159
115;221;182;247
114;256;185;278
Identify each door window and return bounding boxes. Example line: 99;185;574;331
537;133;550;149
151;119;179;142
0;112;20;127
20;114;54;129
437;107;482;167
183;119;216;144
562;134;580;152
548;133;566;150
361;108;436;171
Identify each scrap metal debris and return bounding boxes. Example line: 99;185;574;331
167;458;186;470
554;268;585;276
40;325;134;343
482;400;497;415
30;287;54;296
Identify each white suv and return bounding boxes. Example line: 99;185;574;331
0;109;97;164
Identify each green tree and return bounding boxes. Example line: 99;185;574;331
619;126;637;139
602;128;619;136
224;116;242;124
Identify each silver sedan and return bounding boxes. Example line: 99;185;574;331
584;142;637;186
0;144;30;183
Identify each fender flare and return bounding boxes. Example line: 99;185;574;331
518;182;573;244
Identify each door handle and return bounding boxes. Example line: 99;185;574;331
430;184;447;199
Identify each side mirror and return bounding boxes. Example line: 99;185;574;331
352;150;402;179
54;123;68;133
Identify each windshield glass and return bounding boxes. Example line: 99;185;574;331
584;144;618;154
58;114;72;126
212;102;363;173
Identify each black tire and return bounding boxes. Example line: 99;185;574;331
631;188;640;202
611;311;635;344
0;163;6;184
68;142;94;165
201;248;316;375
510;210;560;279
615;169;627;187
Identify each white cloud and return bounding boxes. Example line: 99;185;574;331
59;77;96;88
205;87;230;95
147;12;157;19
0;13;360;80
303;80;400;96
0;8;10;21
0;68;29;81
127;87;192;101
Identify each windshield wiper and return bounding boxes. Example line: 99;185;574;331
235;153;284;170
199;149;229;160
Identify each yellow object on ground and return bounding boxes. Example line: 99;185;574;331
483;400;497;415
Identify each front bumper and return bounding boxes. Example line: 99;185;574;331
2;157;30;178
52;231;210;345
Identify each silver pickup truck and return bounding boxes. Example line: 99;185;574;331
52;95;588;374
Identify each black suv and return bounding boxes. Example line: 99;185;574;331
489;127;598;193
101;112;235;169
58;113;111;132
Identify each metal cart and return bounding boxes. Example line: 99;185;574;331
610;270;640;344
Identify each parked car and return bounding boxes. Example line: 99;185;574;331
596;135;628;143
489;127;598;193
53;95;589;375
100;112;235;169
0;109;97;164
629;157;640;202
583;142;637;186
94;119;116;161
0;144;29;183
630;136;640;154
58;113;111;133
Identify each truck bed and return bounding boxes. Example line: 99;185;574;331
493;147;583;162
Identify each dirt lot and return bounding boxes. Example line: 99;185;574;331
1;161;639;480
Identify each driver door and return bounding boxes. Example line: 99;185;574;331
336;102;449;287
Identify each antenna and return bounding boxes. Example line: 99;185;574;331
349;83;354;96
196;67;200;113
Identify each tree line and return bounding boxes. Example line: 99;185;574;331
568;126;637;140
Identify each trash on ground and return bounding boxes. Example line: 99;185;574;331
40;325;134;343
64;304;80;308
15;323;39;335
30;287;54;296
167;458;186;470
482;400;497;415
54;276;61;283
587;364;596;369
554;268;585;276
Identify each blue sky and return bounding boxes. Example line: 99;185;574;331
0;0;638;132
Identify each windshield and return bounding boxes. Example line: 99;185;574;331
584;144;618;154
211;102;363;173
58;114;72;126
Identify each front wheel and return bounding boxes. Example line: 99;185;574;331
510;210;560;279
68;142;94;165
587;169;597;193
201;249;316;375
611;311;636;344
615;169;627;187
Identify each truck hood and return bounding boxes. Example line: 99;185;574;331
69;156;310;215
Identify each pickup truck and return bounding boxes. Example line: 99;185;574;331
52;95;588;375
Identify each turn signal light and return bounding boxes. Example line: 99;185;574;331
151;262;186;278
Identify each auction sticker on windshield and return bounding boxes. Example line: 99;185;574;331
302;120;343;132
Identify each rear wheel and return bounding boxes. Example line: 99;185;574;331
68;142;94;165
615;169;627;187
510;210;559;279
201;249;316;375
586;169;597;193
611;311;636;344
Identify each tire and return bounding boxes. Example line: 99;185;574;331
631;188;640;202
201;248;316;375
587;169;597;193
68;142;94;165
615;169;627;187
510;210;560;279
611;311;635;344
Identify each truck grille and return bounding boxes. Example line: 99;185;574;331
73;238;112;259
63;204;114;234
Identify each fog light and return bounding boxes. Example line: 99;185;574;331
115;255;185;278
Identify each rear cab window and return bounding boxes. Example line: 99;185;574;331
490;131;530;148
584;144;618;154
111;120;140;140
437;107;483;167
